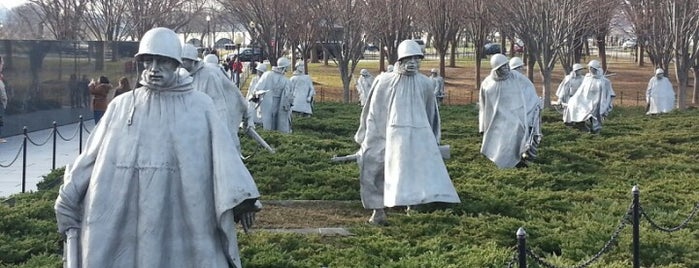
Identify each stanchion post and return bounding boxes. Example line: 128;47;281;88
620;91;624;105
79;116;84;154
22;127;27;193
470;90;474;104
52;121;57;170
632;185;640;268
517;227;527;268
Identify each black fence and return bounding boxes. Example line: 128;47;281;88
0;116;92;193
507;186;699;268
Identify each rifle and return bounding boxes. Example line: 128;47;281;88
331;145;451;162
244;127;276;153
63;228;81;268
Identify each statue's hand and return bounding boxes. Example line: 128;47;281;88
234;199;262;234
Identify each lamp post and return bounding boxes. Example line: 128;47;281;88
206;15;211;49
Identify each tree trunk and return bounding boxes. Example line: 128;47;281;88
475;52;482;91
597;36;608;72
527;52;535;81
542;70;552;108
379;40;385;72
694;66;699;104
439;51;446;79
449;43;456;67
676;70;688;110
584;39;590;56
637;44;644;67
340;62;350;103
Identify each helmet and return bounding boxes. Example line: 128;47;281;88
489;54;508;70
397;40;424;61
360;69;369;76
203;54;218;64
256;63;267;72
277;57;291;68
431;68;438;74
135;27;182;65
295;63;304;73
588;60;601;70
181;44;200;61
655;68;664;75
509;57;524;69
572;63;584;71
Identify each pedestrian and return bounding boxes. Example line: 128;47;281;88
355;40;460;225
232;57;243;87
54;27;261;268
88;76;112;124
563;59;615;133
479;54;543;168
645;68;675;115
113;76;131;98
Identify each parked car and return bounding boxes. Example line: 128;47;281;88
622;39;637;50
365;44;379;52
483;43;502;56
236;47;266;62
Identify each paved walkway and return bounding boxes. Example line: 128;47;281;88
0;121;95;198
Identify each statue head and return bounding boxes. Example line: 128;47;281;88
397;40;424;75
135;27;182;88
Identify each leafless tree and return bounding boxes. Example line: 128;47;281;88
323;0;368;103
418;0;464;77
668;0;699;108
493;0;589;107
285;0;323;72
364;0;416;72
123;0;197;41
218;0;292;66
28;0;90;40
463;0;493;90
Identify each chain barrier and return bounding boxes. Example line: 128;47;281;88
525;202;634;268
506;247;518;268
0;142;24;168
640;202;699;233
83;123;92;134
24;130;54;146
56;125;81;141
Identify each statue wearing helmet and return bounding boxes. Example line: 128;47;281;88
355;69;374;106
645;68;675;115
354;39;460;226
479;53;543;169
555;63;585;106
563;59;616;133
509;57;524;74
247;63;267;124
429;68;445;104
289;63;316;116
254;57;294;133
55;27;260;268
180;43;254;151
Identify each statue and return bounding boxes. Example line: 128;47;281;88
563;60;615;133
508;57;525;74
254;57;294;133
54;27;261;268
555;63;584;106
247;63;267;125
479;54;543;168
429;68;445;104
645;68;675;115
354;40;460;225
356;69;374;106
290;63;316;117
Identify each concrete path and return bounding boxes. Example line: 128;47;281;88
0;121;95;198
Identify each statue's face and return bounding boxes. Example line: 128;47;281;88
589;67;599;75
495;64;510;77
399;56;421;75
181;59;196;72
656;73;663;80
141;55;178;88
575;69;583;76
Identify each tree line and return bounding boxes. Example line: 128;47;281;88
2;0;698;107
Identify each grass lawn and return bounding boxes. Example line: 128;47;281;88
2;102;698;267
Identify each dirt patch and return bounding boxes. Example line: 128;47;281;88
256;200;368;229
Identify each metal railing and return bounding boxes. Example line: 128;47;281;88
507;185;699;268
0;116;91;193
